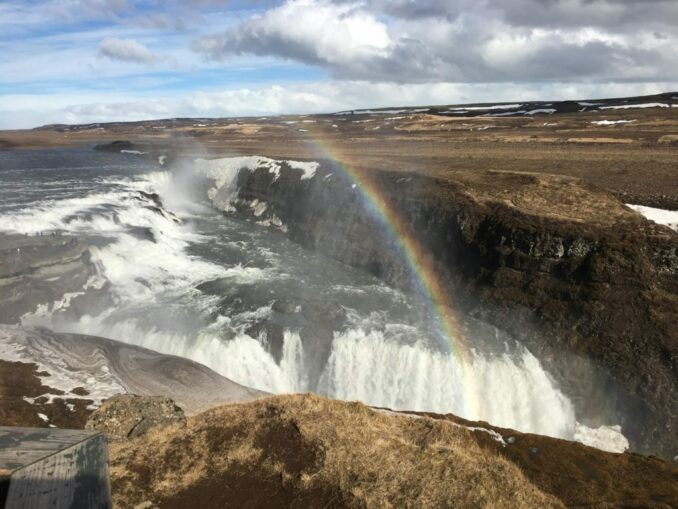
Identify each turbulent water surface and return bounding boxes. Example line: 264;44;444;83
0;147;628;452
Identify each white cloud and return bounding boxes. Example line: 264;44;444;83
195;0;392;67
194;0;678;83
2;0;677;129
98;37;158;64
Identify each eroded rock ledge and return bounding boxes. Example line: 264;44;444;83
197;158;677;459
0;325;266;428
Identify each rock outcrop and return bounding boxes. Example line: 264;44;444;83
199;159;677;459
93;140;140;152
0;325;267;426
86;395;185;441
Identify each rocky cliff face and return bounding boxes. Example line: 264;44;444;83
197;158;677;459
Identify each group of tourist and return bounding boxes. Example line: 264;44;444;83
29;230;65;238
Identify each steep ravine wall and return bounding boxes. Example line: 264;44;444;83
199;158;677;459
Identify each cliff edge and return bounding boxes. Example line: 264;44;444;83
196;158;677;459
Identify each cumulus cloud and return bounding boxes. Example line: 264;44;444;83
194;1;392;69
98;37;158;64
357;0;678;28
194;0;678;83
3;0;677;128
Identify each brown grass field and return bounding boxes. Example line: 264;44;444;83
109;394;564;508
1;104;677;207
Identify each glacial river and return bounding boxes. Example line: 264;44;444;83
0;147;627;451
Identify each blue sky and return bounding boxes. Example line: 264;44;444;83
1;0;677;128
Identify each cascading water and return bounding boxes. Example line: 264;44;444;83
0;148;628;452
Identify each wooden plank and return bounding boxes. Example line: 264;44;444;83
3;434;110;509
0;427;97;471
0;427;110;508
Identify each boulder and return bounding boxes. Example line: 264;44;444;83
86;394;185;441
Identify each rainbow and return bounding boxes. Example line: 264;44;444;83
301;132;480;419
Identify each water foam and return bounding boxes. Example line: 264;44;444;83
320;329;576;439
59;312;573;440
5;157;629;453
195;156;319;211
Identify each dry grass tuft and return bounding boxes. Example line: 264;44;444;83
109;394;563;508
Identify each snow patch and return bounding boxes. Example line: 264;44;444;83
590;120;635;126
600;103;669;110
463;425;507;446
627;204;678;231
486;110;526;117
574;423;629;453
447;104;522;112
525;109;556;115
196;156;320;211
350;108;429;114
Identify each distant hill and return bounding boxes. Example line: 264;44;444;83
33;91;678;131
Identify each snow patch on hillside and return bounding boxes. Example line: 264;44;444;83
196;156;319;211
574;424;629;453
590;120;635;126
600;103;669;110
627;204;678;231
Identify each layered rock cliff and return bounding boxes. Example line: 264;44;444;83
195;157;677;459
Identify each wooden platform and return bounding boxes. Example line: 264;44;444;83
0;426;110;508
